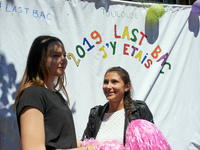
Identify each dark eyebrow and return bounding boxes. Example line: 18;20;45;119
50;50;66;54
111;79;118;82
103;79;108;82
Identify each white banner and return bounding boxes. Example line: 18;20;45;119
0;0;200;149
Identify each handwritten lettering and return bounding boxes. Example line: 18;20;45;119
1;2;52;20
102;9;139;19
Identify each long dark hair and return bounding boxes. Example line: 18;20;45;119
105;66;133;121
14;35;69;110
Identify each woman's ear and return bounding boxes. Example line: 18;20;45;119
125;82;130;92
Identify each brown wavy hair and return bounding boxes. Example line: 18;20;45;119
14;35;69;111
105;66;133;121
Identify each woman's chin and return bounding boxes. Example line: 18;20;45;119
106;96;114;101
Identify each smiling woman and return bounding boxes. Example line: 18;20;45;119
14;35;96;150
82;66;154;145
102;71;130;112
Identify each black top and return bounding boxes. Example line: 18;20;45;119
82;100;154;145
16;86;77;150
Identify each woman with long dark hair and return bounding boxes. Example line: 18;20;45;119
82;66;154;145
14;35;96;150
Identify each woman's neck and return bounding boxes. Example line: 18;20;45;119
107;100;124;113
44;78;55;91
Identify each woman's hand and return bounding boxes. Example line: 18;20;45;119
76;139;83;148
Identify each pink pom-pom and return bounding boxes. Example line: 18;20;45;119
125;119;171;150
82;138;101;147
98;140;125;150
83;138;125;150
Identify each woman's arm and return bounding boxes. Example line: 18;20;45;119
82;106;99;140
136;100;154;123
20;106;46;150
20;107;96;150
77;139;83;148
56;144;96;150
